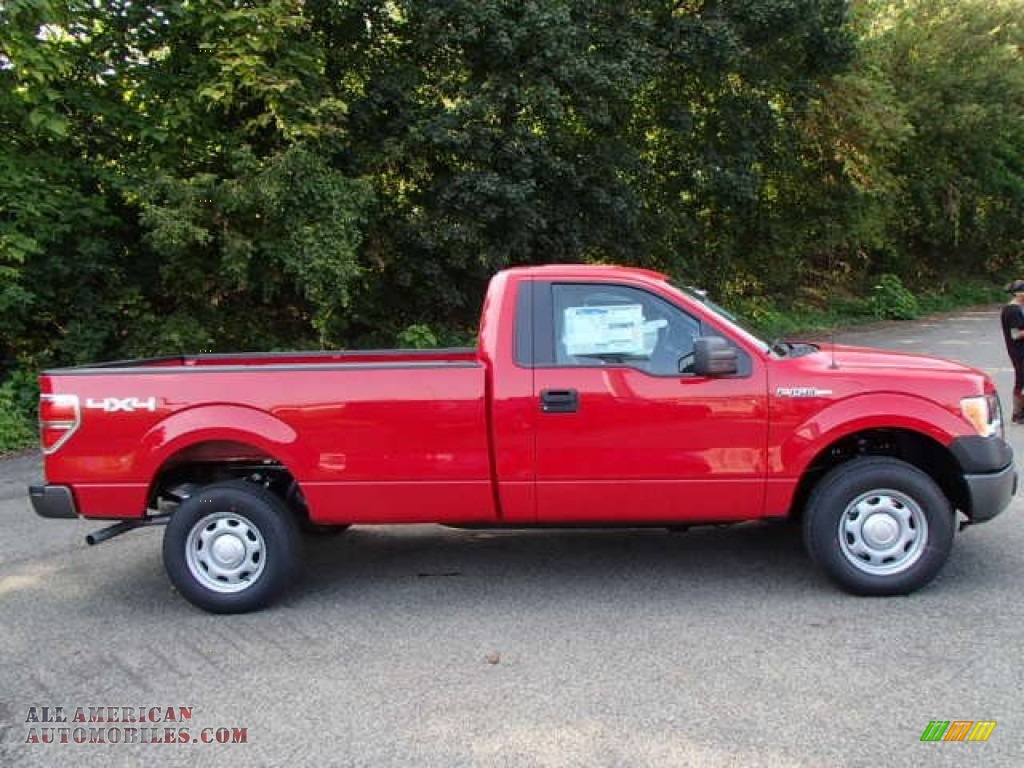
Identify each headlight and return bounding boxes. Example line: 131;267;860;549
960;394;1002;438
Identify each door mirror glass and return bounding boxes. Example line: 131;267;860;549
693;336;739;377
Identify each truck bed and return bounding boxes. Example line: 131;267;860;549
40;349;494;524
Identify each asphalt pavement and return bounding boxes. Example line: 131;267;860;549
1;306;1021;767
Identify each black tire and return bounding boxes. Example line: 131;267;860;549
163;480;299;613
803;457;955;595
297;519;350;537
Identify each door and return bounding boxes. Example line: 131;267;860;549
533;281;769;523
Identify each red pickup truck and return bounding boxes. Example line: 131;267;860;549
30;265;1016;612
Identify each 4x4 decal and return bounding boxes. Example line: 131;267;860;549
84;397;158;413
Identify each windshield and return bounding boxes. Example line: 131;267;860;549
670;282;772;354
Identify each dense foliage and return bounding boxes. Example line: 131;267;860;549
2;1;1023;448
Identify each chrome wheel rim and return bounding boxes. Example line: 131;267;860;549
185;512;266;593
838;489;928;576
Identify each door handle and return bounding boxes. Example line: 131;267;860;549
540;388;579;413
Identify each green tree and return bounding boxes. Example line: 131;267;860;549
872;0;1024;277
788;0;1024;297
1;0;372;368
319;1;660;335
635;0;854;298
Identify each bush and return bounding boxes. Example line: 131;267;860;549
869;274;920;320
395;323;477;349
396;324;439;349
0;369;36;454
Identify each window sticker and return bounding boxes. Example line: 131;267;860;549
563;304;647;356
641;317;668;355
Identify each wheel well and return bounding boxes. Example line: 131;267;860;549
148;440;311;523
789;429;967;520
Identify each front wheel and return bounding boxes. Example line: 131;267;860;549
803;457;955;595
163;480;299;613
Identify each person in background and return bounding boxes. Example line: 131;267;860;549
1000;279;1024;424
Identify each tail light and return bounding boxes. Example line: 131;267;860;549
40;394;80;454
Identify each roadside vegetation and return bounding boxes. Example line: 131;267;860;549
2;1;1023;452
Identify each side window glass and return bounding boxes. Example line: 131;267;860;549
552;284;700;375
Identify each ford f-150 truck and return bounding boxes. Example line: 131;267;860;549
30;265;1016;612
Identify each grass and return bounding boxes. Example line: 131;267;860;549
739;276;1003;341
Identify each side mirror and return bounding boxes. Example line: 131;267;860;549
693;336;738;377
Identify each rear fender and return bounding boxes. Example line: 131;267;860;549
137;405;303;483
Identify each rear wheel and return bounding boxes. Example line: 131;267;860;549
163;480;298;613
297;519;350;537
803;457;955;595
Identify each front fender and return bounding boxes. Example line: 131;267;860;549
775;392;969;478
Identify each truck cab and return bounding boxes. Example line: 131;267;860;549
488;266;770;525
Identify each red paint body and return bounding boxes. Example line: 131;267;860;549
38;265;997;524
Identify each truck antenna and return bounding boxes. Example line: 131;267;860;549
829;331;839;369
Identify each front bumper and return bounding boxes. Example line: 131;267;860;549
963;463;1017;523
951;437;1017;523
29;485;79;519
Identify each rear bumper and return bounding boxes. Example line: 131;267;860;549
29;485;79;519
